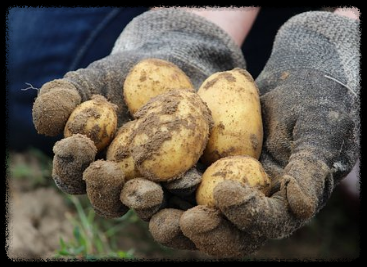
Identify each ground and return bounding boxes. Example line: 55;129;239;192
6;149;360;261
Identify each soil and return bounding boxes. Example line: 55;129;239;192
7;179;73;259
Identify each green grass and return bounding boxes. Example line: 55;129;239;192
8;147;53;188
54;195;136;260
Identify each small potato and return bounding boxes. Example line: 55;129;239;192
130;90;213;182
64;95;118;152
106;121;141;181
196;156;271;207
198;68;263;165
123;58;194;115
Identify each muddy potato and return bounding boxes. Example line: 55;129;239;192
130;89;213;182
123;58;194;115
64;95;118;152
196;156;271;207
198;68;263;165
106;121;141;181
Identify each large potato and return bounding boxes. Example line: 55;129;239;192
106;121;141;181
196;156;271;207
198;68;263;165
130;89;213;182
64;95;117;152
123;58;194;115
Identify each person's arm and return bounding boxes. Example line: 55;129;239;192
184;7;260;47
152;7;260;47
334;7;360;20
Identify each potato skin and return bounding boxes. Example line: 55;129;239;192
196;156;271;207
123;58;194;115
130;89;213;182
106;121;141;181
198;68;263;165
64;95;118;152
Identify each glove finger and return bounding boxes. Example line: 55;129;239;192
32;80;81;136
180;205;266;258
163;167;202;197
149;208;197;250
261;86;350;219
282;152;332;219
214;153;331;239
120;178;164;221
83;160;128;218
52;134;97;194
214;180;300;239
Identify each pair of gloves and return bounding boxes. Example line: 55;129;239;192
32;9;360;258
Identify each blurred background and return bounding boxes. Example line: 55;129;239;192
6;6;360;261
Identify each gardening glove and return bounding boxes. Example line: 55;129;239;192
31;9;245;233
159;11;360;258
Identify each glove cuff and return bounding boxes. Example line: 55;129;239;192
111;8;246;88
257;11;360;96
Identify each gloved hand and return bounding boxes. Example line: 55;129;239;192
32;9;245;225
150;11;360;258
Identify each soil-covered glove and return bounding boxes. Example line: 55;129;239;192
152;11;360;258
215;10;360;235
32;9;245;227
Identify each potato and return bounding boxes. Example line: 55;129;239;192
130;89;213;182
106;121;141;181
123;58;194;115
198;68;263;165
64;95;118;152
196;156;271;207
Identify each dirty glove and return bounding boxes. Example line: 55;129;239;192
153;11;360;258
32;9;245;228
216;10;360;235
